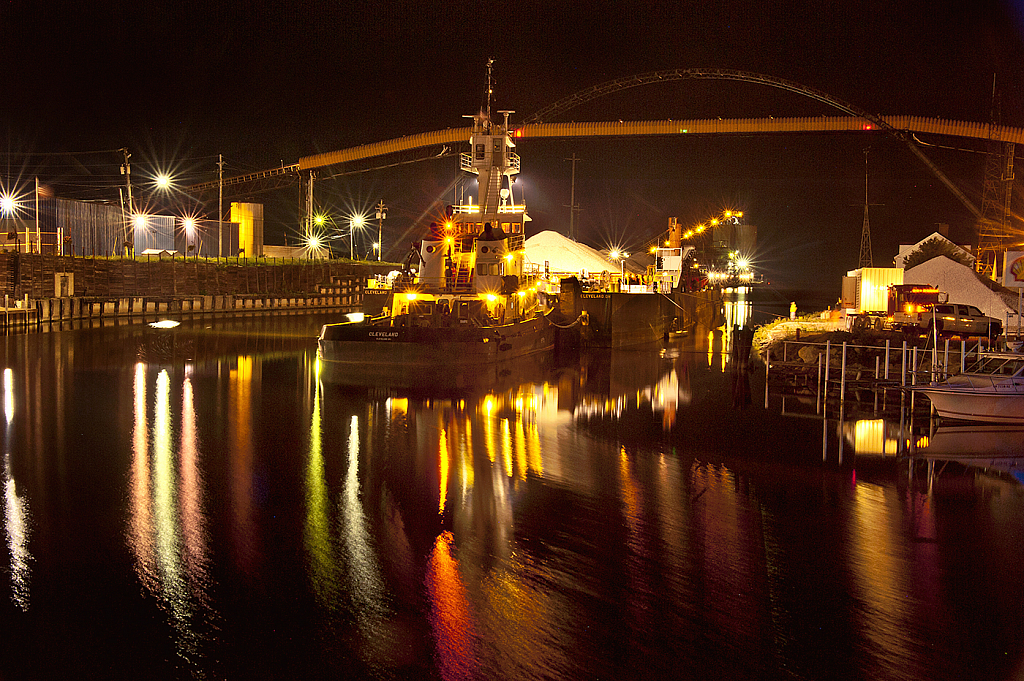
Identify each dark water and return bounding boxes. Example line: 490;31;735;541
2;315;1024;680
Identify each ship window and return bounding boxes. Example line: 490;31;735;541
477;263;501;276
475;143;485;161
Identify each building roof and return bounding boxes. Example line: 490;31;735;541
894;231;975;268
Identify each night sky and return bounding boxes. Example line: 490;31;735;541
5;0;1024;295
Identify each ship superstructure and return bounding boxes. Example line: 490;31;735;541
417;109;528;298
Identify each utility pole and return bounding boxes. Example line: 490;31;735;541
565;154;581;240
375;199;387;262
121;148;134;256
217;154;224;258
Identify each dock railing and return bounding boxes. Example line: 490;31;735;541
766;337;991;402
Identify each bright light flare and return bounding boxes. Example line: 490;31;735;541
133;214;148;229
154;174;172;190
0;194;16;217
351;214;366;228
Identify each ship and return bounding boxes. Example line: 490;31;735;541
317;105;560;386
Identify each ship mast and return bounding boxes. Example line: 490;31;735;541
484;57;494;120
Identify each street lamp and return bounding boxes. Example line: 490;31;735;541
350;214;366;260
609;249;628;286
0;193;16;253
375;199;387;262
182;216;200;258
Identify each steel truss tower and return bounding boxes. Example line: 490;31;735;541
859;149;873;268
975;138;1015;279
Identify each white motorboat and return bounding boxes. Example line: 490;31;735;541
915;353;1024;423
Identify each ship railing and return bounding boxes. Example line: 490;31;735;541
460;152;520;174
451;204;527;215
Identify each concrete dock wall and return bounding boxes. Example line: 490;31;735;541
32;291;361;324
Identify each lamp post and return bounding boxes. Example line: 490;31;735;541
0;194;15;253
183;217;197;259
610;249;628;286
375;199;387;262
350;215;366;260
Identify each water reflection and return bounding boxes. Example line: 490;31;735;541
229;356;258;574
7;316;1024;679
4;368;30;611
127;362;216;666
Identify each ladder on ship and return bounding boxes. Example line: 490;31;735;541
452;262;473;292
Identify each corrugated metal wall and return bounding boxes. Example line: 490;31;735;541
133;215;175;253
54;198;124;257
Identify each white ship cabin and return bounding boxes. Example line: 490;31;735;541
417;110;529;297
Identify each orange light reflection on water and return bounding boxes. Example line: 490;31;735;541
426;531;477;680
439;428;450;514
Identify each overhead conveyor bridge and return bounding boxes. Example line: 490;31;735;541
187;116;1024;195
294;116;1024;173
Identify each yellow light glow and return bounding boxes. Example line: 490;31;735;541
486;294;497;302
505;253;514;261
406;292;418;301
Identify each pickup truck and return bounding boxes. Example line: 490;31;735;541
895;303;1003;339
